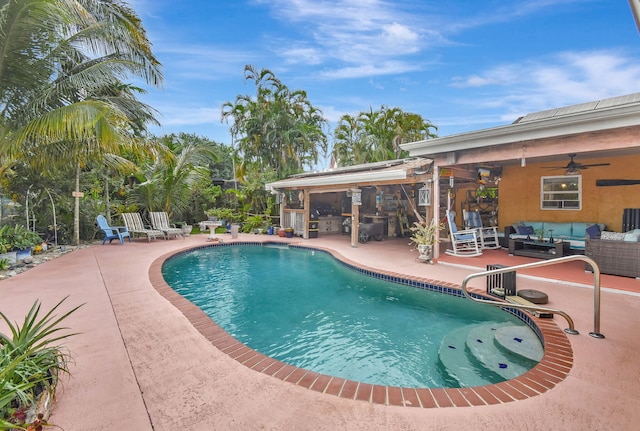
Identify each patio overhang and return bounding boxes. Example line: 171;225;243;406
265;158;433;192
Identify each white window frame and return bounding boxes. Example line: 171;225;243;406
540;175;582;210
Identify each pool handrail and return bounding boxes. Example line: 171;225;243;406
460;254;604;339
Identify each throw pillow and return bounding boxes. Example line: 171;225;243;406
623;231;640;242
600;231;625;241
516;225;534;235
586;224;601;239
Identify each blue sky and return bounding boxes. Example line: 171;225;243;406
129;0;640;168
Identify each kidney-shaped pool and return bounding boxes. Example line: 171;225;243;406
161;243;544;388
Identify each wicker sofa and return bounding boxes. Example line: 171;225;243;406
585;238;640;278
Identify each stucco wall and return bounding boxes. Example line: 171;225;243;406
499;154;640;232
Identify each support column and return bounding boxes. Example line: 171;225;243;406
433;167;440;259
350;188;361;247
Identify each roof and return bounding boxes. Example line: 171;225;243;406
265;158;432;191
401;92;640;157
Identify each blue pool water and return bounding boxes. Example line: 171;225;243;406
162;244;539;388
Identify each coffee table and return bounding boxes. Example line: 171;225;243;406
508;238;570;259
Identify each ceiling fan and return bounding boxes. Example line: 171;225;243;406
542;153;610;175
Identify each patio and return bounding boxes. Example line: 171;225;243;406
1;233;639;430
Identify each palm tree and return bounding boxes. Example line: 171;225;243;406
222;65;328;180
0;0;163;245
129;133;219;220
331;106;437;166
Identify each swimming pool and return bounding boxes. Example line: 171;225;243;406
161;243;544;388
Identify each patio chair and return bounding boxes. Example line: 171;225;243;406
150;211;184;239
96;215;131;245
463;209;500;250
445;210;482;257
121;212;165;242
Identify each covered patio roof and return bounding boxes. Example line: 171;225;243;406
265;158;433;191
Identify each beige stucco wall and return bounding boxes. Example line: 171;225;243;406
499;154;640;232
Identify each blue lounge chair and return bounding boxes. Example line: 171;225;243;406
96;215;131;245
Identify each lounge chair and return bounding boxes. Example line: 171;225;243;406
445;210;482;257
121;212;165;241
463;209;500;250
96;215;131;245
150;211;184;239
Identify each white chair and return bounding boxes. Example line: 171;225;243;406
445;210;482;257
463;209;500;250
150;212;184;239
121;213;165;241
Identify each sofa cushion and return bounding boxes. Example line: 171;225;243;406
601;231;626;241
544;222;572;237
526;222;545;232
623;229;640;242
516;225;534;235
586;223;601;239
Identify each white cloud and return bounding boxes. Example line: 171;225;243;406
155;105;221;127
448;50;640;113
319;61;422;79
279;46;324;65
257;0;430;74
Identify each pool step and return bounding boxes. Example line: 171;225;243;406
438;325;502;387
438;323;543;387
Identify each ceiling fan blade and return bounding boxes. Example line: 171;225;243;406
580;163;611;168
596;179;640;187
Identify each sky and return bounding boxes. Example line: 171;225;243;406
128;0;640;169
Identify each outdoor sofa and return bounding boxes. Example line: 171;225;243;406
505;221;605;252
585;230;640;278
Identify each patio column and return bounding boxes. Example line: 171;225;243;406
350;188;361;247
433;166;440;259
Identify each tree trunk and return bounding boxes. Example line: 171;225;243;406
74;163;80;246
104;173;111;223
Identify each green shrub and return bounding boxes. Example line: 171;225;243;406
0;297;82;429
0;225;42;251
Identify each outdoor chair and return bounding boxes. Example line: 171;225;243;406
121;212;165;242
463;209;500;250
96;214;131;245
445;210;482;257
150;211;184;239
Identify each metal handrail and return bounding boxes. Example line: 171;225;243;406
460;254;605;338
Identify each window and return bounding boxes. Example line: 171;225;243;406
541;176;581;210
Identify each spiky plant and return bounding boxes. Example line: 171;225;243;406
0;297;83;428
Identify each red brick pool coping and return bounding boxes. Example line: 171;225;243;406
148;243;574;408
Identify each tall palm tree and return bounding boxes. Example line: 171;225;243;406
331;106;437;166
222;65;328;180
0;0;163;244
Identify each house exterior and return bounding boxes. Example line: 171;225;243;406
266;92;640;259
400;93;640;256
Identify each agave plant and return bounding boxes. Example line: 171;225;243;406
0;297;83;428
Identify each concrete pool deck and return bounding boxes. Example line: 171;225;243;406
1;233;639;430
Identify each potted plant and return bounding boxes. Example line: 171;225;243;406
409;219;444;262
284;227;294;238
242;215;266;234
0;225;42;261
